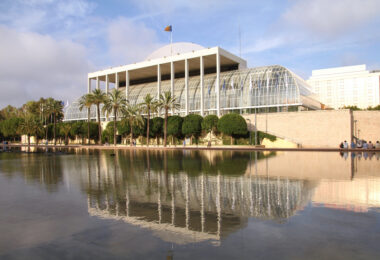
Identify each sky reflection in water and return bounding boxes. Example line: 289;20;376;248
0;148;379;259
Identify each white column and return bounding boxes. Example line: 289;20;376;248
185;59;189;115
87;78;91;93
157;64;161;99
216;51;221;117
115;72;119;89
96;76;100;90
105;75;109;94
171;62;175;96
200;56;204;116
125;71;129;100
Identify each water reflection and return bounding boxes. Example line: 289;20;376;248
1;148;380;247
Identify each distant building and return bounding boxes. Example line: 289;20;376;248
307;65;380;109
64;42;322;121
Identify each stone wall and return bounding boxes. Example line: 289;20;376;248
353;111;380;143
243;110;352;148
243;110;380;148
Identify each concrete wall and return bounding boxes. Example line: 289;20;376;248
353;111;380;143
244;110;380;148
243;110;353;148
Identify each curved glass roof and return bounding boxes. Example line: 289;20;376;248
64;65;321;121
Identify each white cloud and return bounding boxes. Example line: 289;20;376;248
106;17;163;64
283;0;380;37
0;25;93;108
243;37;285;54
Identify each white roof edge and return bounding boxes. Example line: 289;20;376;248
88;46;246;78
310;64;367;77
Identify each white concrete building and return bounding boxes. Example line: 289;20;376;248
64;42;322;121
307;65;380;109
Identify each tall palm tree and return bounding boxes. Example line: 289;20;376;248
140;94;158;147
124;104;144;147
47;98;64;146
88;89;107;144
158;91;180;147
79;94;93;144
102;89;128;146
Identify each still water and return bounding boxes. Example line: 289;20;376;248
0;148;379;259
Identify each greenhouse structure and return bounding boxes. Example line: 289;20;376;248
64;43;322;121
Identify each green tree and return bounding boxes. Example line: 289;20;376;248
70;121;85;144
151;117;163;145
158;91;180;147
202;114;219;140
217;113;247;145
341;105;361;111
117;119;130;142
102;89;127;146
18;115;43;148
167;115;183;145
78;93;93;144
88;89;107;144
46;98;64;145
367;105;380;110
0;117;23;141
124;104;144;146
60;122;72;145
182;114;203;144
140;94;158;147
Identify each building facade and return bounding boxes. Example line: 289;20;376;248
307;65;380;109
64;43;322;121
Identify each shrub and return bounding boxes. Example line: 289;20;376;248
182;114;203;144
217;113;247;145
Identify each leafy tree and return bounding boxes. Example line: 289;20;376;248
70;121;84;144
140;94;158;147
117;119;130;141
78;94;93;144
341;105;361;111
59;122;72;145
18;115;43;148
102;89;127;146
202;114;219;139
124;104;144;146
158;91;180;147
182;114;203;144
0;117;23;141
88;89;107;144
102;122;115;144
0;105;22;120
167;115;183;145
367;105;380;110
151;117;163;145
217;113;247;145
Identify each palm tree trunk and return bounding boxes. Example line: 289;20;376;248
231;136;233;145
113;109;117;146
27;134;30;151
97;104;102;144
146;110;150;147
164;108;168;147
53;113;57;146
87;107;90;145
130;124;133;147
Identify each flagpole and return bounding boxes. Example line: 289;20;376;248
170;30;173;57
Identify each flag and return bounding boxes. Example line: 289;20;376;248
231;78;234;93
222;80;226;94
240;79;244;91
208;83;211;96
164;25;172;32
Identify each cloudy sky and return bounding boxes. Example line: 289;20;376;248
1;0;380;108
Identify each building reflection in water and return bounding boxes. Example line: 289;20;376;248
82;150;314;245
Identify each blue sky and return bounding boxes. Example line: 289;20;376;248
0;0;380;107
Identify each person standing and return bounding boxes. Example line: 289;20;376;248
343;140;348;149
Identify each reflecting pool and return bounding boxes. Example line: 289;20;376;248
0;149;379;259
